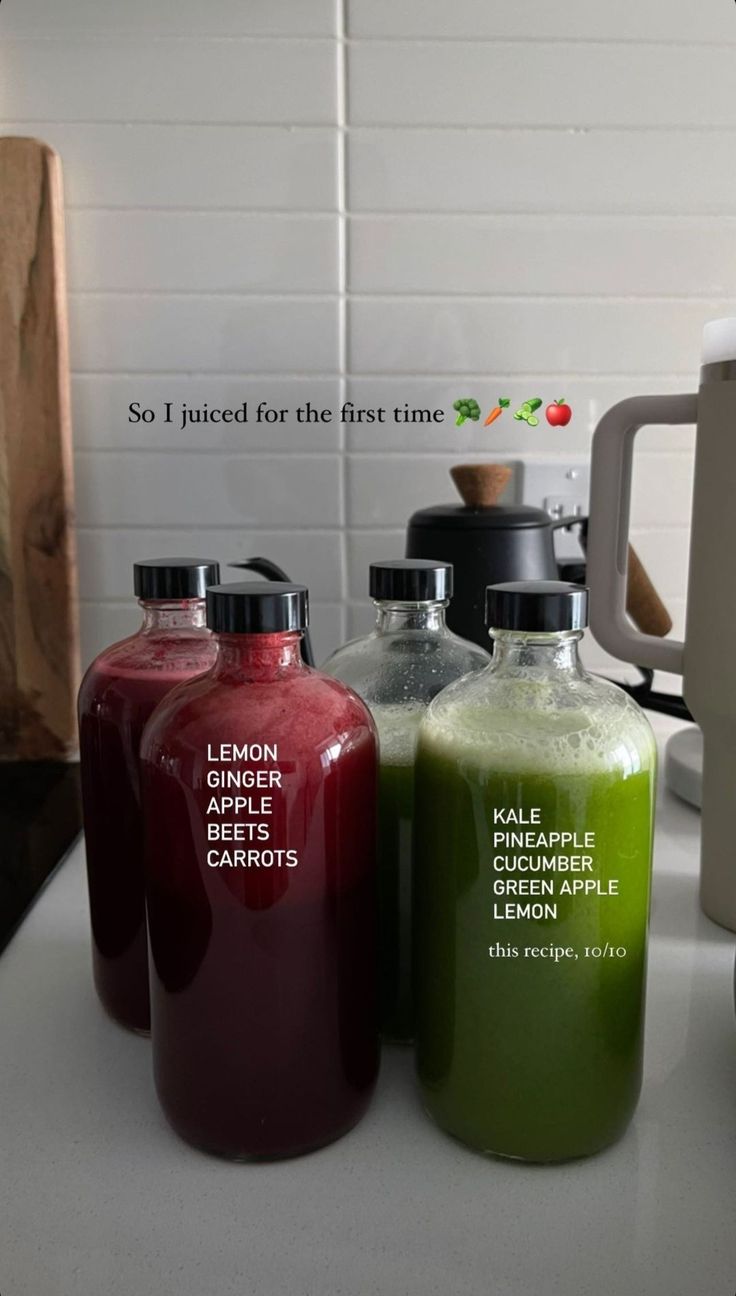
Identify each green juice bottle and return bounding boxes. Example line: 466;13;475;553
414;581;656;1161
323;561;488;1041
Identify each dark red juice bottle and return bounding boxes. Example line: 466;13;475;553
78;558;220;1033
140;582;380;1159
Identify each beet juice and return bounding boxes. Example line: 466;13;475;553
140;582;379;1159
78;558;220;1033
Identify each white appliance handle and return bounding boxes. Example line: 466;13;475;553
587;393;697;675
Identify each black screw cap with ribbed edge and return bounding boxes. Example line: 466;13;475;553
133;558;221;600
486;581;588;632
206;581;309;634
369;559;453;602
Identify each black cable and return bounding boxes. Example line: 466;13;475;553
228;558;316;667
616;666;693;721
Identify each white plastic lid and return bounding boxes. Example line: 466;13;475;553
702;317;736;365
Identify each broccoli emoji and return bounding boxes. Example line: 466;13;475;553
453;397;481;427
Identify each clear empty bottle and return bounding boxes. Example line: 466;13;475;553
322;560;488;1041
78;558;220;1033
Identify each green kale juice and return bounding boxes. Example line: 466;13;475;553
413;585;657;1162
373;704;425;1040
321;561;488;1042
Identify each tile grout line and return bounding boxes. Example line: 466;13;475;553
72;449;695;460
59;207;736;220
336;0;349;637
9;119;736;134
69;370;698;380
6;32;736;48
67;290;736;302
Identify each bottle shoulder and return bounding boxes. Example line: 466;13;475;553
422;665;656;774
79;628;216;696
78;632;140;693
140;664;376;760
322;629;488;706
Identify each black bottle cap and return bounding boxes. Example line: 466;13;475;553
486;581;588;632
206;581;309;634
369;559;453;602
133;558;221;601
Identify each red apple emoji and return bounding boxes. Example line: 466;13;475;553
546;398;572;427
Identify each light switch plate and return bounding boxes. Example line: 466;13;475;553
517;459;590;559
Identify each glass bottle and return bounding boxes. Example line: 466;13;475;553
414;581;657;1161
140;582;379;1159
78;558;220;1034
322;560;488;1042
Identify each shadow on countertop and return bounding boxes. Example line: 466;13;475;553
0;761;82;955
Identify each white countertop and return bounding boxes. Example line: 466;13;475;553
2;714;736;1296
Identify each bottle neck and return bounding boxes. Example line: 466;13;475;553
374;600;448;634
212;631;305;681
140;599;208;632
489;629;585;678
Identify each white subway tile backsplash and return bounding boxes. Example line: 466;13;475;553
69;297;339;373
9;123;337;210
349;129;736;215
348;0;729;41
345;378;697;453
0;39;336;125
628;530;691;601
349;216;736;298
296;603;346;665
74;452;342;528
349;42;736;129
631;456;694;531
80;600;345;669
347;455;519;528
79;602;141;667
635;420;696;456
349;299;732;377
76;528;342;602
346;600;377;644
5;0;336;36
346;531;406;600
348;450;692;533
4;6;711;652
67;213;339;292
72;377;341;451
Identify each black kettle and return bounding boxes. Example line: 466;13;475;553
406;501;580;650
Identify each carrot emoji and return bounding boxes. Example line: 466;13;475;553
484;398;510;427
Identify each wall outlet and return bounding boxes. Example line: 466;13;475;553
518;459;590;559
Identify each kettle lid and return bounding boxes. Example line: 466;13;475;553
408;503;552;531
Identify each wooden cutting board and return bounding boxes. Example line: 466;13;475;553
0;137;80;760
